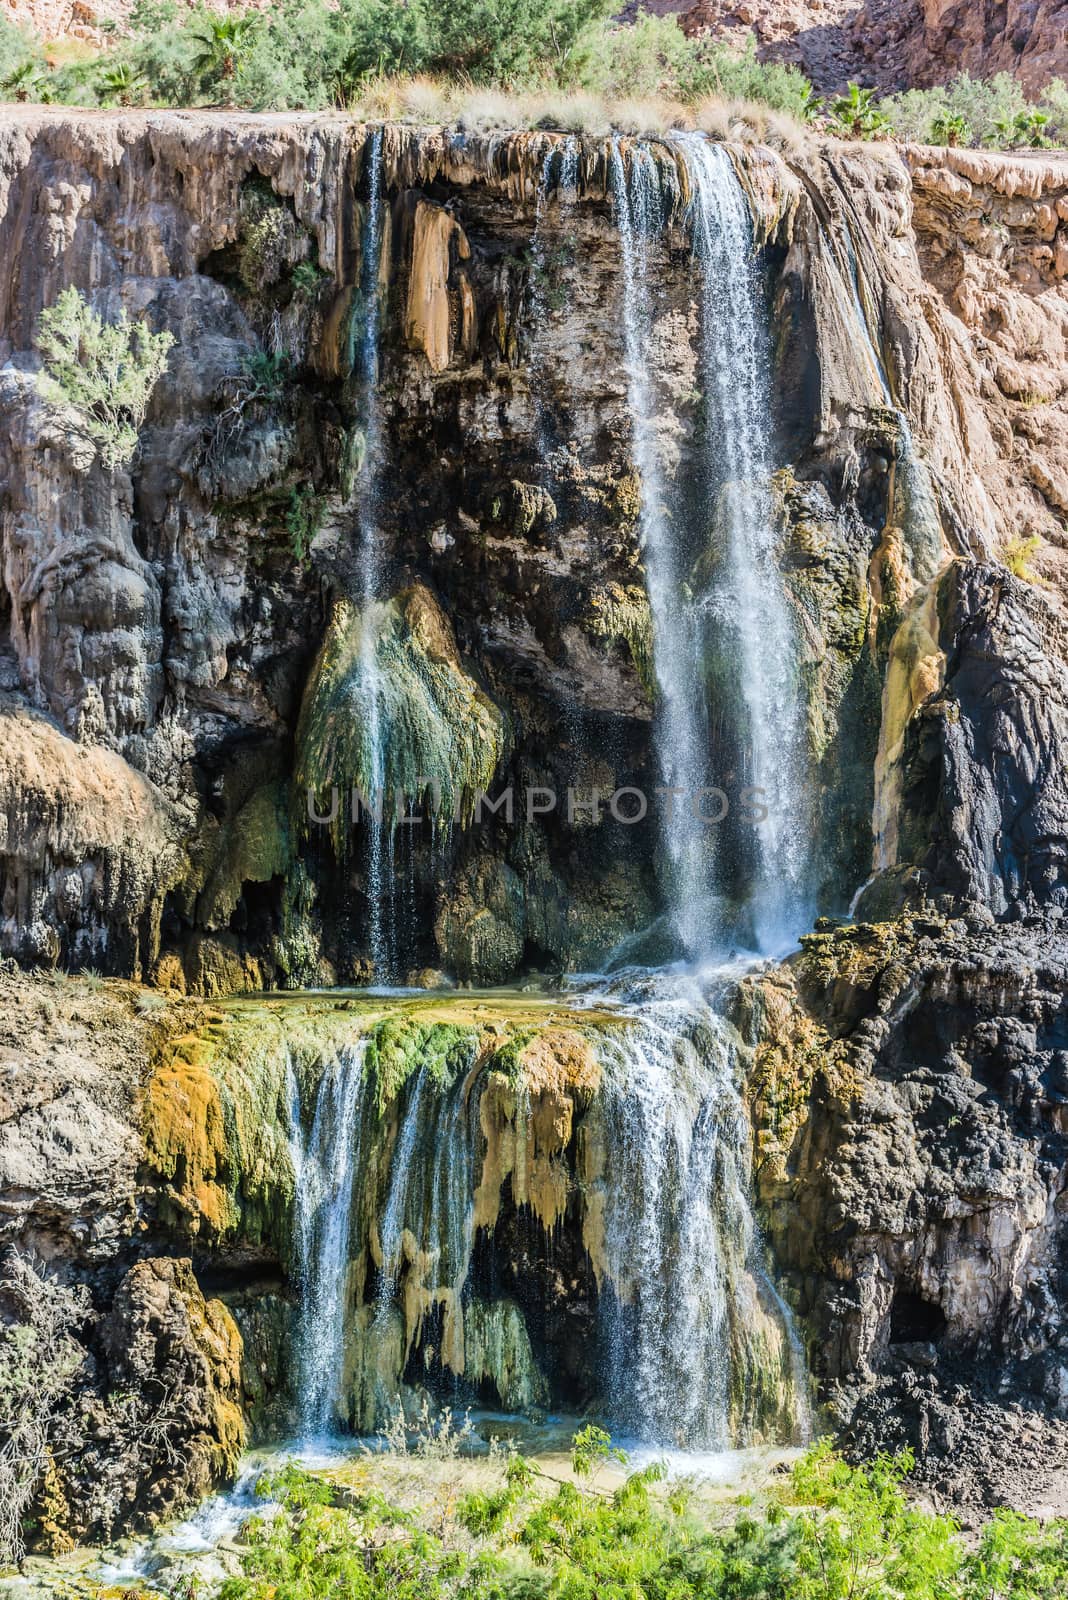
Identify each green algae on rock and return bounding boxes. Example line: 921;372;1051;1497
294;584;508;845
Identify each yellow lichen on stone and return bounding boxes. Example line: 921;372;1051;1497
740;969;835;1194
513;1025;601;1097
37;1452;74;1556
143;1033;233;1234
872;579;945;871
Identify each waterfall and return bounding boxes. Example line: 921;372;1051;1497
278;994;808;1448
610;140;712;957
287;1040;369;1438
681;136;810;954
611;136;810;959
372;1060;479;1370
596;979;807;1447
529;138;579;463
351;129;392;979
277;135;816;1454
599;136;812;1445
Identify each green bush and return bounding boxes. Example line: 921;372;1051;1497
0;16;41;88
882;70;1055;147
35;287;174;469
828;82;894;139
576;14;704;102
209;1431;1068;1600
229;0;354;109
691;32;819;119
122;0;212;106
1044;78;1068;143
340;0;614;91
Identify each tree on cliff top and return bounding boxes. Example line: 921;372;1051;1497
34;287;174;471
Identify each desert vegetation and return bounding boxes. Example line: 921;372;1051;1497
0;0;1065;146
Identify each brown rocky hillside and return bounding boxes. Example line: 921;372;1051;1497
647;0;1067;94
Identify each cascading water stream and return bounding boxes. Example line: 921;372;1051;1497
610;140;710;956
680;136;810;954
596;136;814;1445
595;976;809;1448
350;129;392;979
287;1040;369;1437
610;136;811;959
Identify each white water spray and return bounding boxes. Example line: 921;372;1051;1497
596;976;809;1447
288;1041;369;1436
680;136;811;953
351;129;392;977
611;136;811;958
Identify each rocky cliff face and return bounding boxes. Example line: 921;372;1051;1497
0;110;1065;993
666;0;1068;95
0;971;245;1546
3;107;1068;1541
739;908;1068;1512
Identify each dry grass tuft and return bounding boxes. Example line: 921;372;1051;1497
343;75;813;147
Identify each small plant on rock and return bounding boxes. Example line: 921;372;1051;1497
100;61;151;106
35;287;174;469
829;83;893;140
286;484;325;565
241;348;292;403
2;58;47;101
291;258;325;298
1002;532;1050;585
931;111;968;146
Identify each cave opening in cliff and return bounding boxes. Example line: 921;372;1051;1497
889;1286;947;1345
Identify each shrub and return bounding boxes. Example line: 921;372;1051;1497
99;61;150;106
994;106;1052;147
828;82;894;139
1002;532;1050;584
1;58;48;101
35;287;175;469
0;1251;90;1564
212;1428;1068;1600
230;0;353;109
884;71;1035;147
961;1508;1068;1598
1044;78;1068;143
931;111;967;146
339;0;434;88
692;32;819;120
341;0;615;92
0;16;42;91
122;0;208;106
578;14;701;103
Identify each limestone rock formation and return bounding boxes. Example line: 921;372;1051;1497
0;110;1063;989
3;106;1068;1540
0;969;246;1543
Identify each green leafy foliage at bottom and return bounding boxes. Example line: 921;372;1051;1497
210;1435;1068;1600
